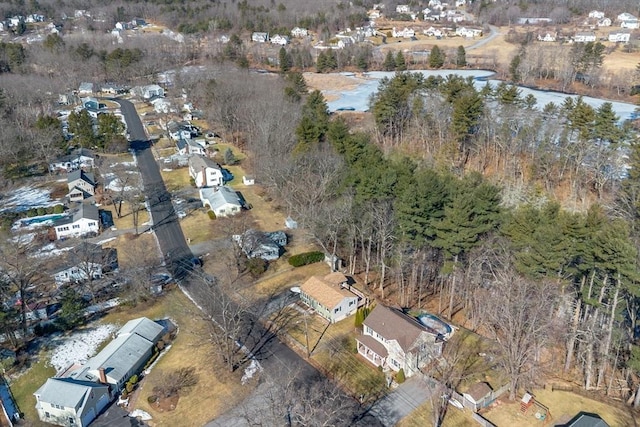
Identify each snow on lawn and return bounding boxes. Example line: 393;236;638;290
102;172;136;192
0;185;60;212
50;324;117;373
241;359;262;385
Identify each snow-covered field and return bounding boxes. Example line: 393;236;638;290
50;324;117;373
0;186;60;212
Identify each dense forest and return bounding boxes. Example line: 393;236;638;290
1;0;640;412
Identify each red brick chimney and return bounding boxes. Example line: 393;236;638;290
98;367;107;384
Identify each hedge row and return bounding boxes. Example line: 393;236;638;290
288;251;324;267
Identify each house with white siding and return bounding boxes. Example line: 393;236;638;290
67;170;96;202
574;31;596;43
200;186;243;217
609;30;631;43
189;155;224;188
300;272;363;323
53;203;100;240
34;379;110;427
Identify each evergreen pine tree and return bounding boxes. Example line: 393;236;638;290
395;51;407;71
383;50;396;71
455;45;466;67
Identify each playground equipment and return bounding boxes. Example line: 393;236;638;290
521;392;551;422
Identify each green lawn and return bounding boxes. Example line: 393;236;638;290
10;358;55;425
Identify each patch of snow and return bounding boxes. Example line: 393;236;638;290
0;186;59;212
241;359;262;385
130;409;152;421
84;298;120;316
10;233;35;244
50;324;117;373
34;243;73;259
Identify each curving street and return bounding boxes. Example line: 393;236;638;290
116;99;381;426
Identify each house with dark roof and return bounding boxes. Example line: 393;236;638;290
560;412;610;427
34;378;110;427
49;148;95;173
200;186;243;217
189;155;224;187
176;138;206;156
233;229;287;261
67;170;96;202
53;203;100;240
356;305;446;376
300;272;363;323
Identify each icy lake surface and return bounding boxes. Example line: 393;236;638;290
326;70;637;121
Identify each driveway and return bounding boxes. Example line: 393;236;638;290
370;374;436;426
467;25;500;51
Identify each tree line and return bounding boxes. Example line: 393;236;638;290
194;65;640;406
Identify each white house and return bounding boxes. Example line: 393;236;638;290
252;32;269;43
233;229;287;261
597;18;612;27
200;186;243;217
291;27;308;37
446;10;465;23
34;378;111;427
49;148;95;173
53;203;100;240
537;32;556;42
588;10;605;20
53;262;102;285
189;155;224;188
176;139;206;156
141;84;164;99
242;176;255;186
368;10;382;20
574;31;596;43
396;5;411;14
300;272;362;323
270;34;289;46
67;170;96;202
609;30;631;43
617;12;637;22
455;0;466;7
424;27;443;37
455;27;482;38
392;27;415;38
621;18;639;29
356;305;447;377
78;82;94;96
151;97;172;114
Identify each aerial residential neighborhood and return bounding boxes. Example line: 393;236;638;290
0;0;639;426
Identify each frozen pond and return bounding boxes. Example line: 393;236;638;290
325;70;638;121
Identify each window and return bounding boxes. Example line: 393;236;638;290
69;417;75;424
73;225;80;229
45;412;50;418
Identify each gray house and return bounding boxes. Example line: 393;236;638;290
35;317;166;427
68;317;165;392
233;229;287;261
67;170;96;202
200;186;243;217
34;378;110;427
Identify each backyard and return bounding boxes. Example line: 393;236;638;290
481;388;636;426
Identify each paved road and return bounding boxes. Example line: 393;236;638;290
467;25;500;51
116;99;381;426
116;99;193;279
